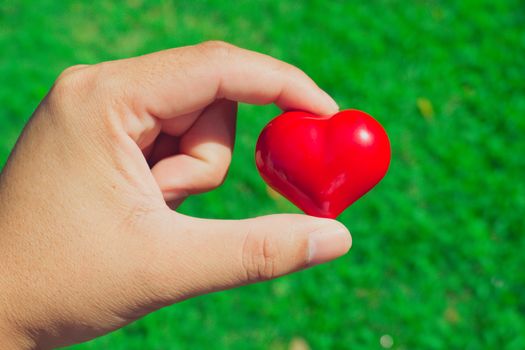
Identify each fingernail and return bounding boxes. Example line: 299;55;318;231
308;223;351;266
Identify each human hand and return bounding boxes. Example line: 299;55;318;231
0;41;351;349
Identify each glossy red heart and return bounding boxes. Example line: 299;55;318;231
255;109;391;218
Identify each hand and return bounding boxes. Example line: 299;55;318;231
0;41;351;349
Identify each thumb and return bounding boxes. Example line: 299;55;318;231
150;213;351;301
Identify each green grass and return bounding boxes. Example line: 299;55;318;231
1;1;525;349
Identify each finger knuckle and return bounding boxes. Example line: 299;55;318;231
198;40;236;59
206;170;227;189
58;64;89;77
241;230;279;282
195;159;230;190
210;162;231;187
47;62;128;132
53;66;89;95
49;64;103;108
53;62;120;98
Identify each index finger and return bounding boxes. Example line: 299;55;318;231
114;41;339;118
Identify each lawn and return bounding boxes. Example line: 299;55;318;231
1;1;524;349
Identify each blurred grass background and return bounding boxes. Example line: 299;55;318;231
1;1;524;349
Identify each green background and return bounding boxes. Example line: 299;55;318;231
1;1;524;349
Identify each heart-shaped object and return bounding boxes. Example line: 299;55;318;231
255;109;391;218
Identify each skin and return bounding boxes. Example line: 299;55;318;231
0;41;351;349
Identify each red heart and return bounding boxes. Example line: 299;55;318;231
255;109;391;218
